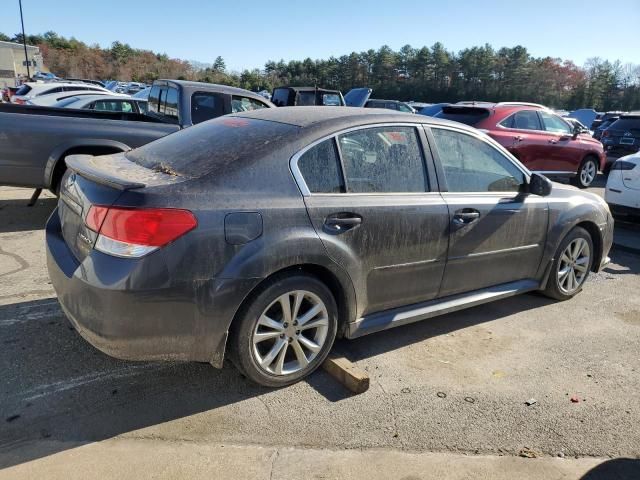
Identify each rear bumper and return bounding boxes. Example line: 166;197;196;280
46;207;259;366
608;203;640;217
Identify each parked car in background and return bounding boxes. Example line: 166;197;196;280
64;78;106;87
406;101;430;113
0;80;274;192
10;82;112;104
271;87;345;106
605;153;640;218
46;107;613;387
27;90;128;107
365;99;415;113
418;103;451;117
132;86;151;100
593;117;619;142
601;113;640;161
436;102;605;187
591;111;626;131
52;94;147;114
126;82;145;94
568;109;599;130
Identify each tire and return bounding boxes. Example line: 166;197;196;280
229;274;338;387
542;227;594;301
572;156;599;188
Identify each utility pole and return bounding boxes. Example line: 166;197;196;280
19;0;30;78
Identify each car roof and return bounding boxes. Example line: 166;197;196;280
367;99;403;103
231;106;467;131
156;79;269;101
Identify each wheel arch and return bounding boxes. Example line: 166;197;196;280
575;220;603;273
229;263;356;339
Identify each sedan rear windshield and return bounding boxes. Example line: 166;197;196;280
126;117;297;177
435;107;490;126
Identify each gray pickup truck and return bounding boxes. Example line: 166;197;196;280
0;80;274;193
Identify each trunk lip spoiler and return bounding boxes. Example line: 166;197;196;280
65;154;146;190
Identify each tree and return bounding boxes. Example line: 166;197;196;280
213;56;226;72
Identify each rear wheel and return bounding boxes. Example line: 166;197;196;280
542;227;593;300
573;156;599;188
230;274;338;387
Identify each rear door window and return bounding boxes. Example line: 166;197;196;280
191;92;225;124
500;110;542;130
609;118;640;133
297;140;345;193
431;128;525;192
337;126;428;193
147;85;180;123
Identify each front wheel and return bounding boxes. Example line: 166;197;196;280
573;157;599;188
542;227;594;301
230;274;338;387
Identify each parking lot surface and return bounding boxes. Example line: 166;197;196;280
1;185;639;476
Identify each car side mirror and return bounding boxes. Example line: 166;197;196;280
528;172;552;196
572;125;582;139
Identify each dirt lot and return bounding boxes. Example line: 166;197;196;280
1;185;639;477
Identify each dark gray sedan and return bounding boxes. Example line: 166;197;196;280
46;107;614;387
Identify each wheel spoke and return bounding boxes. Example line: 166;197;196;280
299;316;329;331
558;266;571;281
254;330;283;343
291;292;304;324
297;334;321;353
561;252;572;264
290;338;309;368
258;314;284;331
574;263;588;273
260;338;286;369
278;294;293;325
273;341;288;375
297;303;323;326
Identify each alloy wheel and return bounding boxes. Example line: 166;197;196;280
557;238;591;294
580;160;597;186
252;290;329;376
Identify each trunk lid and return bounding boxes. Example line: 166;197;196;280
59;153;185;262
344;88;372;107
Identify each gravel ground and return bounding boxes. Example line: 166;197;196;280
1;185;639;472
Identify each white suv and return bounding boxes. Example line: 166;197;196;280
11;82;111;104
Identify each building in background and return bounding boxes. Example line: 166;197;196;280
0;40;45;88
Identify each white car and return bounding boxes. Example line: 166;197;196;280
605;152;640;217
10;82;112;104
27;90;127;107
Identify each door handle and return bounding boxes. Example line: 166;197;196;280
548;139;558;144
324;213;362;233
514;135;524;142
453;209;480;226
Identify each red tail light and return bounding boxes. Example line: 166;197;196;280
14;98;26;105
86;206;197;258
603;130;610;138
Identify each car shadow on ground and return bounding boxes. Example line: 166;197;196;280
580;458;640;479
0;289;558;469
0;197;57;233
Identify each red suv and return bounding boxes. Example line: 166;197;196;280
437;102;606;188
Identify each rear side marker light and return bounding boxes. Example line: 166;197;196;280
85;206;197;258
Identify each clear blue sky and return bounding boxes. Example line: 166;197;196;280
1;0;639;71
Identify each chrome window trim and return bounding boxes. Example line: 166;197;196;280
290;122;432;197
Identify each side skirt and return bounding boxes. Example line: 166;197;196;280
346;279;540;339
